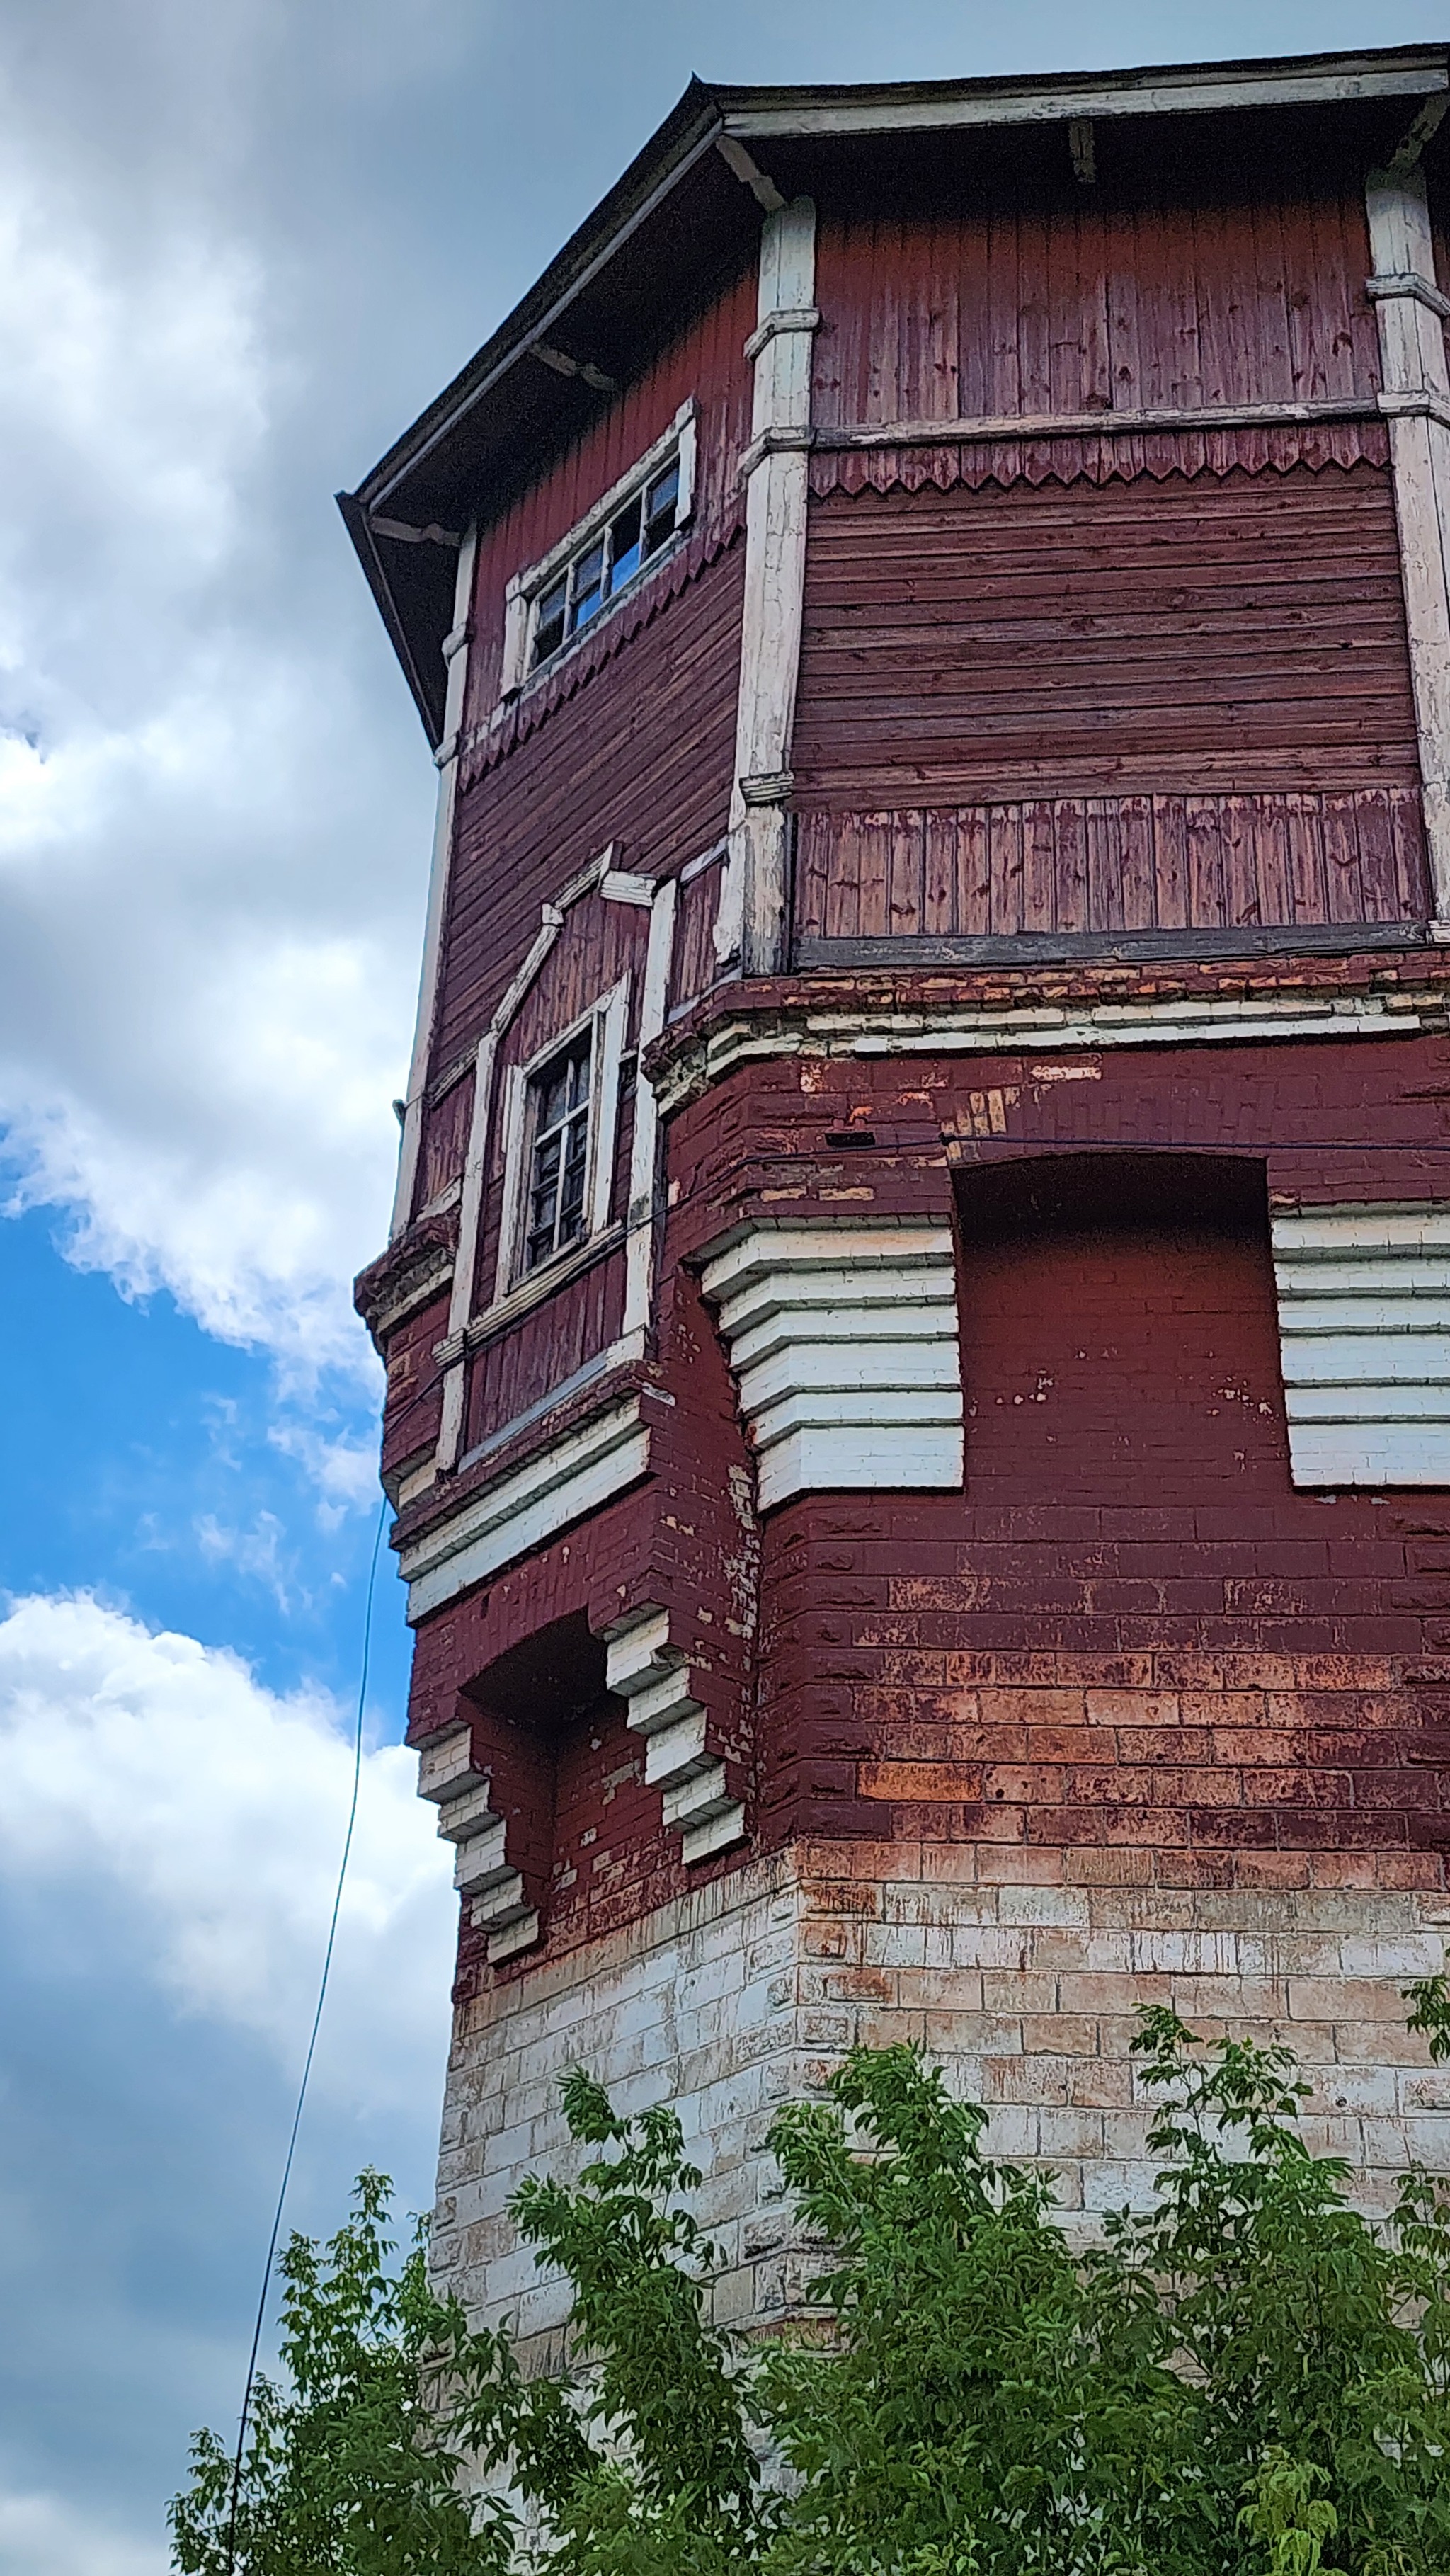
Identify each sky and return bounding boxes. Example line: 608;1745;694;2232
1;0;1446;2567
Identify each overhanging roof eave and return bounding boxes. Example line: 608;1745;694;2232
714;42;1450;138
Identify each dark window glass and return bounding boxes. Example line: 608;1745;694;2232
569;537;605;633
532;577;567;669
523;1030;593;1274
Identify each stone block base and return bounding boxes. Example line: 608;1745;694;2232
431;1842;1450;2346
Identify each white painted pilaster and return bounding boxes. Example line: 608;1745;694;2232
622;877;678;1335
1367;167;1450;930
391;525;479;1237
717;200;818;977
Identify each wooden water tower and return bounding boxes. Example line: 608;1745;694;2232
349;44;1450;2344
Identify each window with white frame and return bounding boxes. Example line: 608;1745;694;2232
523;1026;594;1270
501;404;696;696
494;980;629;1304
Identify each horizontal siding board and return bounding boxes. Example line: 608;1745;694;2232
794;466;1418;812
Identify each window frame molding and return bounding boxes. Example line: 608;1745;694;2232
500;401;697;700
491;975;632;1311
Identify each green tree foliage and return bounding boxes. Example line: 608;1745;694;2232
171;1985;1450;2575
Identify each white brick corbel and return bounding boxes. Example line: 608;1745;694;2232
605;1605;745;1864
415;1720;540;1962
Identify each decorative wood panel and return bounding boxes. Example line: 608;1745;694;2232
809;418;1390;501
792;467;1418;811
463;1253;627;1462
794;789;1430;951
668;849;729;1020
418;1068;473;1209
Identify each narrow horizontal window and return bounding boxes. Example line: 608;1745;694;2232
527;445;685;676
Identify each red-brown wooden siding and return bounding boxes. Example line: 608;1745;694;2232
668;848;729;1020
418;1066;473;1209
463;265;756;728
463;1253;627;1459
434;536;743;1076
812;178;1382;430
792;467;1420;813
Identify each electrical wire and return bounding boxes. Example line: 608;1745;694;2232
224;1493;389;2574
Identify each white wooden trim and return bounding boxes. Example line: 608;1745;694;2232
723;57;1447;142
399;1400;651;1619
1367;166;1450;928
434;1026;501;1471
624;877;679;1334
588;979;629;1238
490;1063;531;1313
1272;1203;1450;1486
700;1221;964;1509
391;522;479;1238
719;199;817;976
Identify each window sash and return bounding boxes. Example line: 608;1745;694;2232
524;1035;593;1271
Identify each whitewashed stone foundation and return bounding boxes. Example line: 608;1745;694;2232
430;1848;1450;2348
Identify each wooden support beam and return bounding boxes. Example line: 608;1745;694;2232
719;198;817;979
1367;163;1450;935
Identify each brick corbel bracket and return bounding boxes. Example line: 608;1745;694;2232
604;1604;746;1864
416;1722;541;1965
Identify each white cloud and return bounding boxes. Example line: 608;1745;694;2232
0;2487;166;2576
0;1592;455;2105
0;68;431;1380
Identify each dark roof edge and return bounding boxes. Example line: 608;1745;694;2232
336;489;444;745
344;43;1449;528
338;40;1450;746
348;79;726;518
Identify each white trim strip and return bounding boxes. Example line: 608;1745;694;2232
724;59;1446;141
401;1399;651;1621
391;523;479;1239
